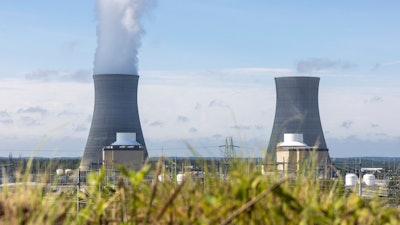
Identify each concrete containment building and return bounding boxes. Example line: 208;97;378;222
276;133;330;176
103;132;145;171
266;76;330;169
80;74;147;170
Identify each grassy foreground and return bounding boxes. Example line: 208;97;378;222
1;159;400;225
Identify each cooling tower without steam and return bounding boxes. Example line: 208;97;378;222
80;74;147;170
266;76;328;160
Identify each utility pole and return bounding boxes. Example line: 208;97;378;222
358;158;362;197
77;169;80;212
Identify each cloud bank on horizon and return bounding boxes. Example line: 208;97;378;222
1;68;399;158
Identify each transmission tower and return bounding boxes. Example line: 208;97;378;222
219;137;239;179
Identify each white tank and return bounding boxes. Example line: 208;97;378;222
65;169;73;176
56;169;64;175
177;173;184;185
158;174;171;182
363;174;375;186
345;173;357;186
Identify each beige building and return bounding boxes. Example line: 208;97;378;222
102;132;145;171
276;133;330;177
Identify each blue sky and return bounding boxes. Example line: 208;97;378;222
0;1;399;158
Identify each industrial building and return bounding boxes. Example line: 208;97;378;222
102;132;145;171
276;133;330;177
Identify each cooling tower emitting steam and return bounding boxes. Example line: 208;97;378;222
81;0;153;170
94;0;154;75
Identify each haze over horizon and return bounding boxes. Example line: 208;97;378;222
0;1;399;158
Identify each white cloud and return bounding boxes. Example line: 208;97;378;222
341;120;353;129
24;69;92;83
218;67;293;74
371;60;400;71
18;106;48;115
0;111;13;124
320;85;400;143
177;115;189;123
139;79;274;144
296;58;356;73
0;78;93;156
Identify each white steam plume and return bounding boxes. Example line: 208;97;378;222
93;0;154;75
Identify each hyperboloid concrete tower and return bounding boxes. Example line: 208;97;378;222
80;74;147;170
266;76;329;161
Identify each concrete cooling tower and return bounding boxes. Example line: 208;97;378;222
80;74;147;170
266;76;328;160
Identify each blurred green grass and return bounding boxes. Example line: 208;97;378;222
0;157;399;225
